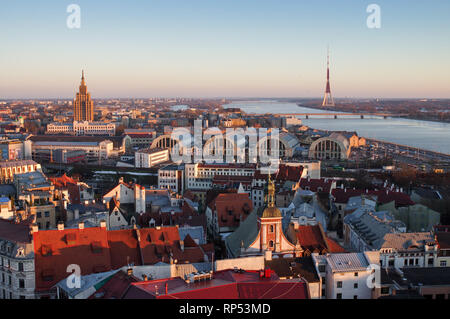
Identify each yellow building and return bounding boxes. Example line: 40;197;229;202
73;70;94;122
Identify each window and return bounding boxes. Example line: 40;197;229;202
354;283;358;289
319;265;326;272
428;258;434;265
269;241;274;248
336;293;342;299
381;287;390;294
354;272;358;277
19;279;24;289
269;225;274;233
440;261;447;267
388;260;394;267
337;281;342;288
18;263;23;272
44;211;50;218
36;212;42;218
353;295;358;299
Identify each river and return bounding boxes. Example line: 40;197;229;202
223;100;450;155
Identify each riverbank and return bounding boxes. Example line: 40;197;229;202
296;103;450;124
223;101;450;155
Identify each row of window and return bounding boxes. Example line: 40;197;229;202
1;258;24;271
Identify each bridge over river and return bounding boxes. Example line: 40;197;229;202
271;113;408;119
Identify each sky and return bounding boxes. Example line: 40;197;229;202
0;0;449;99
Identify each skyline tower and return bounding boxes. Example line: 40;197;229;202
322;48;335;107
73;70;94;122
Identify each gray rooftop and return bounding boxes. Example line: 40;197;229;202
326;253;370;272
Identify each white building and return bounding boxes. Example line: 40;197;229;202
284;116;302;128
185;163;256;190
0;197;14;220
158;164;185;194
26;140;113;161
47;121;116;136
379;232;437;268
312;251;380;299
102;178;146;214
0;220;36;299
135;148;169;168
0;160;41;183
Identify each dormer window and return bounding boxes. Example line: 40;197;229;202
41;245;52;256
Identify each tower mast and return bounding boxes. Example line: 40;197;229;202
322;47;335;107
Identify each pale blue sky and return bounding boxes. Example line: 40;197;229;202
0;0;449;98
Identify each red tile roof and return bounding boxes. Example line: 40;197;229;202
295;225;329;253
276;165;304;182
123;269;309;299
33;227;112;291
209;193;253;229
293;224;346;254
299;178;334;193
107;229;141;269
88;270;139;299
33;225;208;292
49;174;81;204
326;238;347;253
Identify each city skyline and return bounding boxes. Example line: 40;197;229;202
1;0;449;99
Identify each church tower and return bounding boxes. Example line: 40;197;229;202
73;70;94;122
258;174;284;252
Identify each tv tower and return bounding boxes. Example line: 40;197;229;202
322;48;335;107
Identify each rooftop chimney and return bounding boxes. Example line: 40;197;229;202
78;222;85;230
30;223;38;234
57;222;64;231
127;267;133;276
180;240;184;251
100;220;107;228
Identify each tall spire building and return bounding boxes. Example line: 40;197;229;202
322;49;335;107
73;70;94;121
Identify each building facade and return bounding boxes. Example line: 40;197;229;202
73;71;94;122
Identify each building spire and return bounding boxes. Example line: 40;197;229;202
266;173;275;208
81;69;85;86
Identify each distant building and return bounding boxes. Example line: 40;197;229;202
0;160;41;183
73;71;94;122
0;140;23;160
378;201;440;232
135;148;169;168
47;121;116;136
158;164;185;193
309;133;352;160
124;129;156;149
25;136;114;161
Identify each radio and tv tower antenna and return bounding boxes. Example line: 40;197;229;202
322;47;335;107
